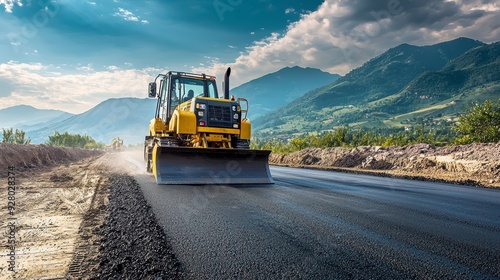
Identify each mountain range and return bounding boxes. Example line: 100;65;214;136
253;37;499;137
24;98;157;145
0;66;339;144
0;105;73;131
1;37;498;144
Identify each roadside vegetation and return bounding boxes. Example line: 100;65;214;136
2;129;105;149
46;131;105;149
453;100;500;144
2;128;31;144
252;99;500;154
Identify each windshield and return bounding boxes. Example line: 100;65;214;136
172;77;218;102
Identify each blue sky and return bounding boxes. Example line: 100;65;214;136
0;0;499;113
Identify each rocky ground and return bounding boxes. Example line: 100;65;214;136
269;143;500;188
0;142;498;279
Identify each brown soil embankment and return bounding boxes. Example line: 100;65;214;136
269;143;500;188
0;143;102;175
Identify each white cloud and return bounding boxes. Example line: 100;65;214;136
2;0;498;112
285;8;295;14
114;7;139;22
0;62;162;113
0;0;22;13
193;0;500;87
76;63;94;72
114;7;150;24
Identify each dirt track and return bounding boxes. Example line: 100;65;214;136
0;148;107;279
0;142;498;279
0;144;181;279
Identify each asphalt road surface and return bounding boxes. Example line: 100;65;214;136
126;157;500;279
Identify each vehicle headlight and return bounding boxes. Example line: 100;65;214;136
232;105;237;111
196;103;206;110
198;111;204;117
233;113;239;120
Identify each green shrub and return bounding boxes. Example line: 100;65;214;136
454;99;500;144
2;128;31;144
46;131;105;148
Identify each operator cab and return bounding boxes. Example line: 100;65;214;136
149;71;221;123
171;75;219;102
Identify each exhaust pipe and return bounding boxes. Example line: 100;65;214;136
224;67;231;99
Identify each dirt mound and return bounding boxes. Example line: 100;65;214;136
269;143;500;187
0;143;102;174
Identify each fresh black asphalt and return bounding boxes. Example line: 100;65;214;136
127;163;500;279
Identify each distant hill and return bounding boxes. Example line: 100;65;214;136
0;105;73;130
253;37;496;137
26;98;157;145
23;66;339;144
230;66;340;119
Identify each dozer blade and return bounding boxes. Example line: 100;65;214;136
152;146;274;185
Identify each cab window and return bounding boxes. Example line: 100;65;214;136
206;81;218;98
171;77;219;100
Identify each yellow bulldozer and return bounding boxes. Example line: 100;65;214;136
110;137;124;151
144;68;273;184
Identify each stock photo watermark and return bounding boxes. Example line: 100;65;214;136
7;0;60;53
213;0;242;21
93;98;138;142
178;149;261;222
6;165;17;273
341;0;405;60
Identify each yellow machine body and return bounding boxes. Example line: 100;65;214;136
144;69;272;185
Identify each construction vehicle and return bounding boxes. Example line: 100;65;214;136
106;137;124;151
144;68;273;185
111;137;124;151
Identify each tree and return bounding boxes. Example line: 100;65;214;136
454;100;500;144
2;128;13;143
289;137;309;151
332;126;349;146
2;128;31;144
46;131;105;148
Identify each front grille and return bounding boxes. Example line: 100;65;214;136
208;105;232;127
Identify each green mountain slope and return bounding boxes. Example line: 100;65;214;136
253;38;496;137
381;42;500;124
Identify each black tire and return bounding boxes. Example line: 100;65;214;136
144;142;153;173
